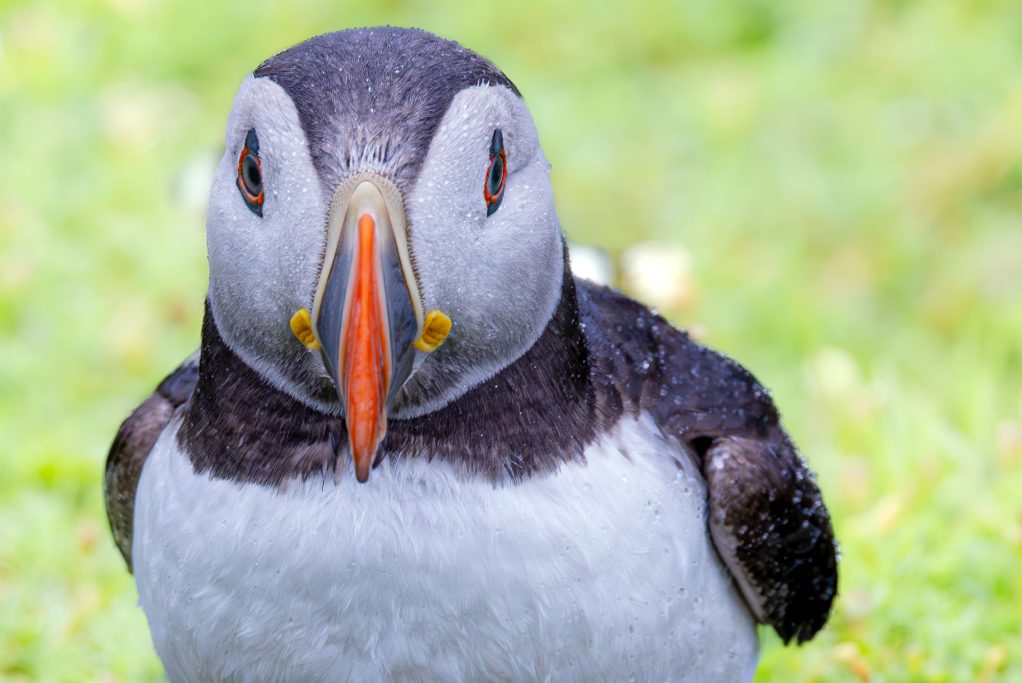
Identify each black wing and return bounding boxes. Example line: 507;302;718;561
702;432;836;643
104;353;199;571
577;279;838;643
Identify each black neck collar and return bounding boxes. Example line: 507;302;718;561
179;269;600;486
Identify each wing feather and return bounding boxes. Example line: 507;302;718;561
703;433;837;643
104;353;199;570
577;279;838;643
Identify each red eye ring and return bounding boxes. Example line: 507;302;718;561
237;129;264;217
484;129;507;216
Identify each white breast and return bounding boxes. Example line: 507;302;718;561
133;413;757;683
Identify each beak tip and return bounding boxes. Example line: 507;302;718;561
350;433;380;484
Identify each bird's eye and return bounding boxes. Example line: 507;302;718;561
484;129;507;216
237;129;264;217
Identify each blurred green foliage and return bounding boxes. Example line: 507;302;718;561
1;0;1021;681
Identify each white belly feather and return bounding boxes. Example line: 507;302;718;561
133;414;758;682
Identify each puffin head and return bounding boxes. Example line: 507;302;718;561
205;28;565;481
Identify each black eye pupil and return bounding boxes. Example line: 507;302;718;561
484;128;506;217
243;154;261;194
488;156;503;194
237;129;264;217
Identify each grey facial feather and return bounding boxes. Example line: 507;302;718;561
395;84;564;416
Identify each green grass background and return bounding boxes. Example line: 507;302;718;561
2;0;1021;681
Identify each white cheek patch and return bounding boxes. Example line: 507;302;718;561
206;75;329;402
402;85;564;415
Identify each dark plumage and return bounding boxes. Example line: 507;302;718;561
704;436;837;643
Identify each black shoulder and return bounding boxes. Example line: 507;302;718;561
576;278;838;643
104;354;199;571
576;279;779;444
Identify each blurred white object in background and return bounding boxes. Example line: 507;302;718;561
620;242;695;312
568;242;615;286
171;149;218;214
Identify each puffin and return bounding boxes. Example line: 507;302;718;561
105;27;837;683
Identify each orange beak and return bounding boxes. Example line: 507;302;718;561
343;213;389;481
312;178;422;482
